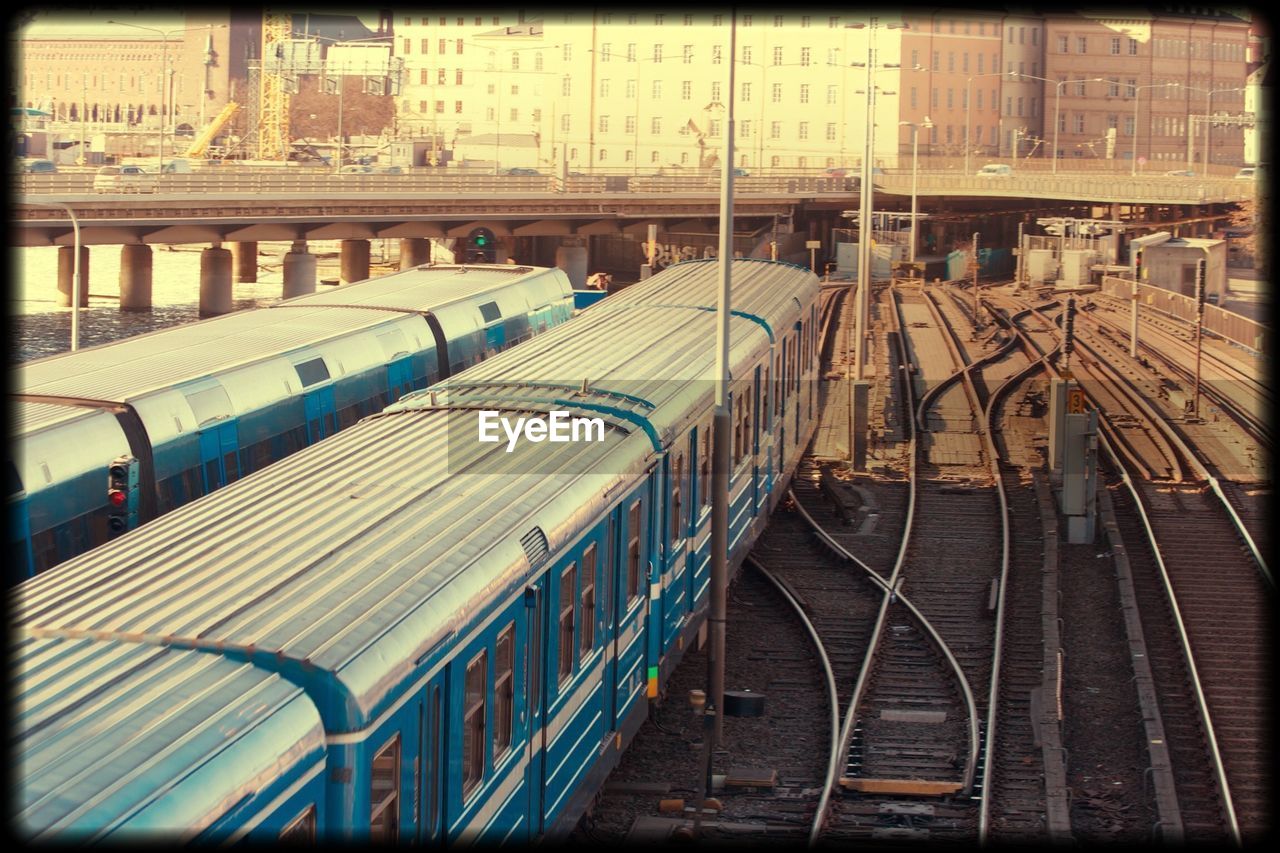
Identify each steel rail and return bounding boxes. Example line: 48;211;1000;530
1006;305;1243;845
745;555;840;848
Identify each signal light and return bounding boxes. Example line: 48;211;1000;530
108;489;127;507
107;454;138;538
468;227;496;263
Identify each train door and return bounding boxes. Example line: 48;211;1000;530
614;484;650;721
8;463;34;584
603;513;619;732
386;356;414;405
524;580;547;836
419;672;446;844
301;386;337;444
663;441;691;648
196;420;240;494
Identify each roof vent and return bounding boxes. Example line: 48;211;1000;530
520;526;549;568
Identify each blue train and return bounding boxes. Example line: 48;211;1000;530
8;263;573;582
14;258;822;843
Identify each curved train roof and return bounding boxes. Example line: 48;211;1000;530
16;259;818;731
11;264;571;436
15;635;325;841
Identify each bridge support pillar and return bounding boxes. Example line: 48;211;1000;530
399;237;431;269
231;241;258;283
199;246;234;316
56;245;90;308
119;244;153;310
282;241;317;299
340;239;371;285
555;244;588;289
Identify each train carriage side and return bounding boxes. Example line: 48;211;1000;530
13;259;817;844
8;265;572;577
14;635;328;843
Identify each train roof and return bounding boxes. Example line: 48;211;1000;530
14;634;325;841
16;259;817;732
11;264;571;436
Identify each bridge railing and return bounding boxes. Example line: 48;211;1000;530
1099;275;1268;353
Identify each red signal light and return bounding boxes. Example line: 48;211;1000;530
108;489;127;507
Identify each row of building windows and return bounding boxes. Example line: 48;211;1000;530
402;16;501;27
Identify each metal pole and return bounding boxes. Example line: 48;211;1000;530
80;74;87;166
709;10;736;750
1192;257;1205;418
1203;92;1212;176
1053;81;1062;175
965;76;972;175
1015;220;1024;287
972;230;980;330
910;125;919;263
1131;85;1141;176
855;19;876;381
1130;278;1140;358
159;38;168;171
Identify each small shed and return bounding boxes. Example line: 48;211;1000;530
1141;237;1228;301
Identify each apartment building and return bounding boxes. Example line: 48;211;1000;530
1043;9;1251;168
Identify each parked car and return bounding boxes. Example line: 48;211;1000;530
19;158;58;174
733;168;750;177
1163;169;1196;177
92;165;157;193
1234;167;1257;180
377;165;404;175
160;159;193;174
824;166;852;177
334;164;375;176
503;167;542;176
976;163;1013;177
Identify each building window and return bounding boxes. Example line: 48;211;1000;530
558;562;576;682
1128;38;1138;56
599;116;609;133
742;82;752;102
370;735;400;841
1111;37;1121;55
712;45;722;64
456;69;464;85
652;80;662;99
1077;36;1087;54
826;122;837;141
462;650;486;796
711;81;721;101
773;46;783;65
625;116;636;135
828;84;838;105
438;68;447;85
626;79;636;99
561;114;570;132
562;78;572;96
772;82;782;103
743;45;754;64
494;624;514;758
800;47;811;66
1057;34;1068;53
770;121;781;139
652;116;662;134
653;44;663;62
1108;79;1120;97
564;44;572;62
799;84;809;104
682;80;692;100
798;121;808;140
600;79;610;98
684;44;693;63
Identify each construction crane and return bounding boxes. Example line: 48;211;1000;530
258;10;292;160
185;101;239;158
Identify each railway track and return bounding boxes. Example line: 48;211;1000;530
1005;296;1270;845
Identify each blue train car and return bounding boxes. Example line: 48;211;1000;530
13;258;822;842
8;263;573;581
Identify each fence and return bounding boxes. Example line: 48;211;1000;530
1099;275;1267;353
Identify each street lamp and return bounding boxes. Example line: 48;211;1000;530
1129;81;1178;176
26;201;83;352
900;117;933;263
1009;72;1104;173
964;72;1005;175
106;21;226;171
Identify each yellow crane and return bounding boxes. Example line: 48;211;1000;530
258;10;291;160
185;101;239;158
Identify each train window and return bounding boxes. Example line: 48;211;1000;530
478;301;502;322
627;501;642;601
462;650;486;797
775;353;783;408
283;425;307;456
370;734;401;841
338;404;362;430
670;453;683;543
580;545;597;659
744;384;753;455
279;804;316;842
494;624;515;760
156;476;178;513
181;466;203;501
325;412;338;436
294;358;330;387
223;451;240;484
762;364;770;423
558;562;576;683
30;528;57;574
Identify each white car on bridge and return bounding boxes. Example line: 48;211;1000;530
93;165;158;194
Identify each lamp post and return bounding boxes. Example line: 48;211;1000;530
1129;81;1178;176
964;72;1005;175
106;21;227;171
1009;72;1104;173
900;116;933;263
27;201;83;352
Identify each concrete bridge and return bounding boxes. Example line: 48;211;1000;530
14;169;1253;313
